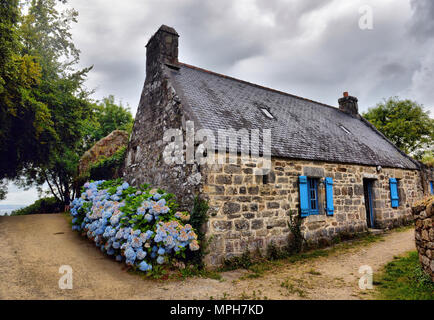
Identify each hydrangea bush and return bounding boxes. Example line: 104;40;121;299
70;179;199;273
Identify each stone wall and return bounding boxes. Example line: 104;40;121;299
123;26;201;210
202;154;423;266
412;196;434;281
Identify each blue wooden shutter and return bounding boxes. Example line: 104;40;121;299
389;178;399;208
430;181;434;195
325;177;334;216
299;176;309;217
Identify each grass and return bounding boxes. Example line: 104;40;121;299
233;227;411;280
373;251;434;300
307;268;322;275
239;289;267;300
280;278;308;297
128;264;224;282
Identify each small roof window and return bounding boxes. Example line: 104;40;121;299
339;125;351;134
261;108;274;119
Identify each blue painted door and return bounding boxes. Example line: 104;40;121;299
363;180;375;228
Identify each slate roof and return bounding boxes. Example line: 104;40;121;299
167;63;419;170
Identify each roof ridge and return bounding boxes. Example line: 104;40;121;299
178;62;338;111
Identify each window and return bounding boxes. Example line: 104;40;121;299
307;178;319;215
300;176;333;217
430;181;434;195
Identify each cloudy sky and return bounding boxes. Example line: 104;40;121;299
69;0;434;115
1;0;433;206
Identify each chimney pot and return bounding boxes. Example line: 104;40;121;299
338;92;359;117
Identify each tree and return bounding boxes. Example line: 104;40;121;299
13;0;93;205
0;180;7;201
420;150;434;167
0;0;55;180
81;95;134;151
363;97;434;157
1;1;133;205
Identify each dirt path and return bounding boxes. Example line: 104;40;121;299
0;214;415;300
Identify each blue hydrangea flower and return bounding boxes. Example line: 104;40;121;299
122;182;129;189
70;179;199;273
138;261;150;271
125;247;136;262
157;255;165;264
136;249;147;260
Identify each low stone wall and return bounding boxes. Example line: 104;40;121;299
412;196;434;281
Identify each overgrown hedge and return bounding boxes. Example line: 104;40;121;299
70;179;206;274
89;146;126;181
11;197;63;216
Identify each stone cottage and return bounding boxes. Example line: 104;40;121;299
123;25;433;266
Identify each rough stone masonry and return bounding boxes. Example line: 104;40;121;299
412;197;434;281
123;25;431;266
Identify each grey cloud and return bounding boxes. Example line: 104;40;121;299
379;63;407;77
66;0;433;115
409;0;434;41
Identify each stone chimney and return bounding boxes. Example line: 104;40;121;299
145;25;179;80
338;92;359;116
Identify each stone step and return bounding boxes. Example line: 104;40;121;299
368;228;384;235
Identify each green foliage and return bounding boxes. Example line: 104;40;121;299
182;196;209;268
266;241;284;260
286;210;305;254
10;197;63;216
177;265;223;281
420;150;434;167
0;0;94;205
0;0;54;180
82;96;134;150
374;251;434;300
89;146;127;181
223;250;254;270
0;180;7;201
363;97;434;156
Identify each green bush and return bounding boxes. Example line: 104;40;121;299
89;146;126;181
11;197;63;216
374;251;434;300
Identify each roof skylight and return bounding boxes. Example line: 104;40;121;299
339;125;351;134
261;108;274;119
